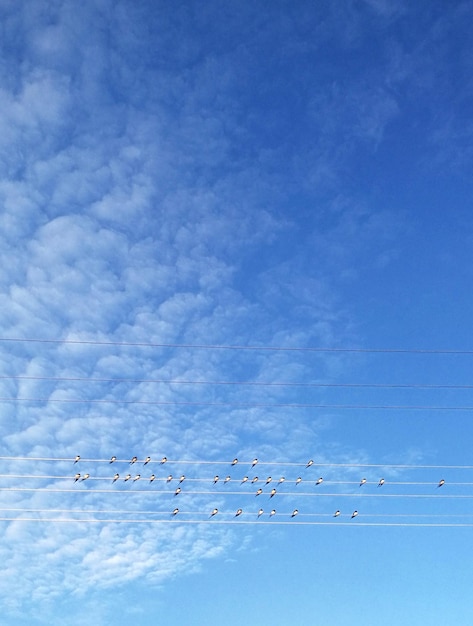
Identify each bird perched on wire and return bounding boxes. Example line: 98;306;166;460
251;458;258;468
144;456;151;465
241;476;248;484
110;456;116;464
258;508;264;517
270;509;276;517
255;488;263;496
232;458;238;466
133;474;140;482
130;456;137;465
266;477;272;485
81;473;90;481
378;478;385;487
269;488;277;498
252;476;259;484
306;459;314;468
351;510;358;519
213;475;219;484
334;510;340;517
74;473;80;482
438;479;445;488
278;477;285;484
235;508;243;517
295;477;302;486
315;477;323;486
113;473;119;483
124;474;131;481
179;475;185;484
74;456;80;464
224;476;231;484
359;478;367;487
166;474;173;483
172;508;179;516
210;508;218;517
292;509;299;518
149;474;155;483
160;457;167;464
174;487;181;496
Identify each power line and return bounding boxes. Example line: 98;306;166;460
2;336;473;354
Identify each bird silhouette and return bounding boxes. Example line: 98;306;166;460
109;456;116;464
292;509;299;518
235;508;243;517
334;510;340;517
438;479;445;488
74;455;80;464
315;477;323;486
306;459;314;468
255;488;263;496
359;478;367;487
113;473;119;482
351;510;358;519
378;478;385;487
130;456;137;464
144;456;151;465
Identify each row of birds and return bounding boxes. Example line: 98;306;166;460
170;508;359;519
71;473;448;488
73;456;316;468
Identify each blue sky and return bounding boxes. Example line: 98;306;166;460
1;0;473;624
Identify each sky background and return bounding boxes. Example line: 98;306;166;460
1;0;473;624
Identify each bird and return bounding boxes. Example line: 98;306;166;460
295;477;302;486
266;477;272;485
74;473;80;482
149;474;155;482
378;478;385;487
241;476;248;484
213;475;219;484
74;455;80;464
160;456;167;464
231;458;238;466
359;478;367;487
251;458;258;467
270;509;276;517
334;510;340;517
438;479;445;488
113;473;119;482
179;475;185;483
109;456;116;464
174;487;181;496
235;508;243;517
133;474;140;481
291;509;299;518
166;474;173;483
210;508;218;517
124;474;131;481
269;488;276;498
130;456;138;464
278;477;285;484
257;508;264;517
252;476;259;484
224;476;231;484
144;456;151;465
306;459;314;468
171;508;179;516
255;488;263;496
315;477;323;486
351;510;358;519
81;473;90;481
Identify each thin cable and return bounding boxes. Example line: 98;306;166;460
4;396;473;410
2;336;473;354
4;374;473;390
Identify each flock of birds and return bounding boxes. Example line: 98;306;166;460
70;455;449;521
